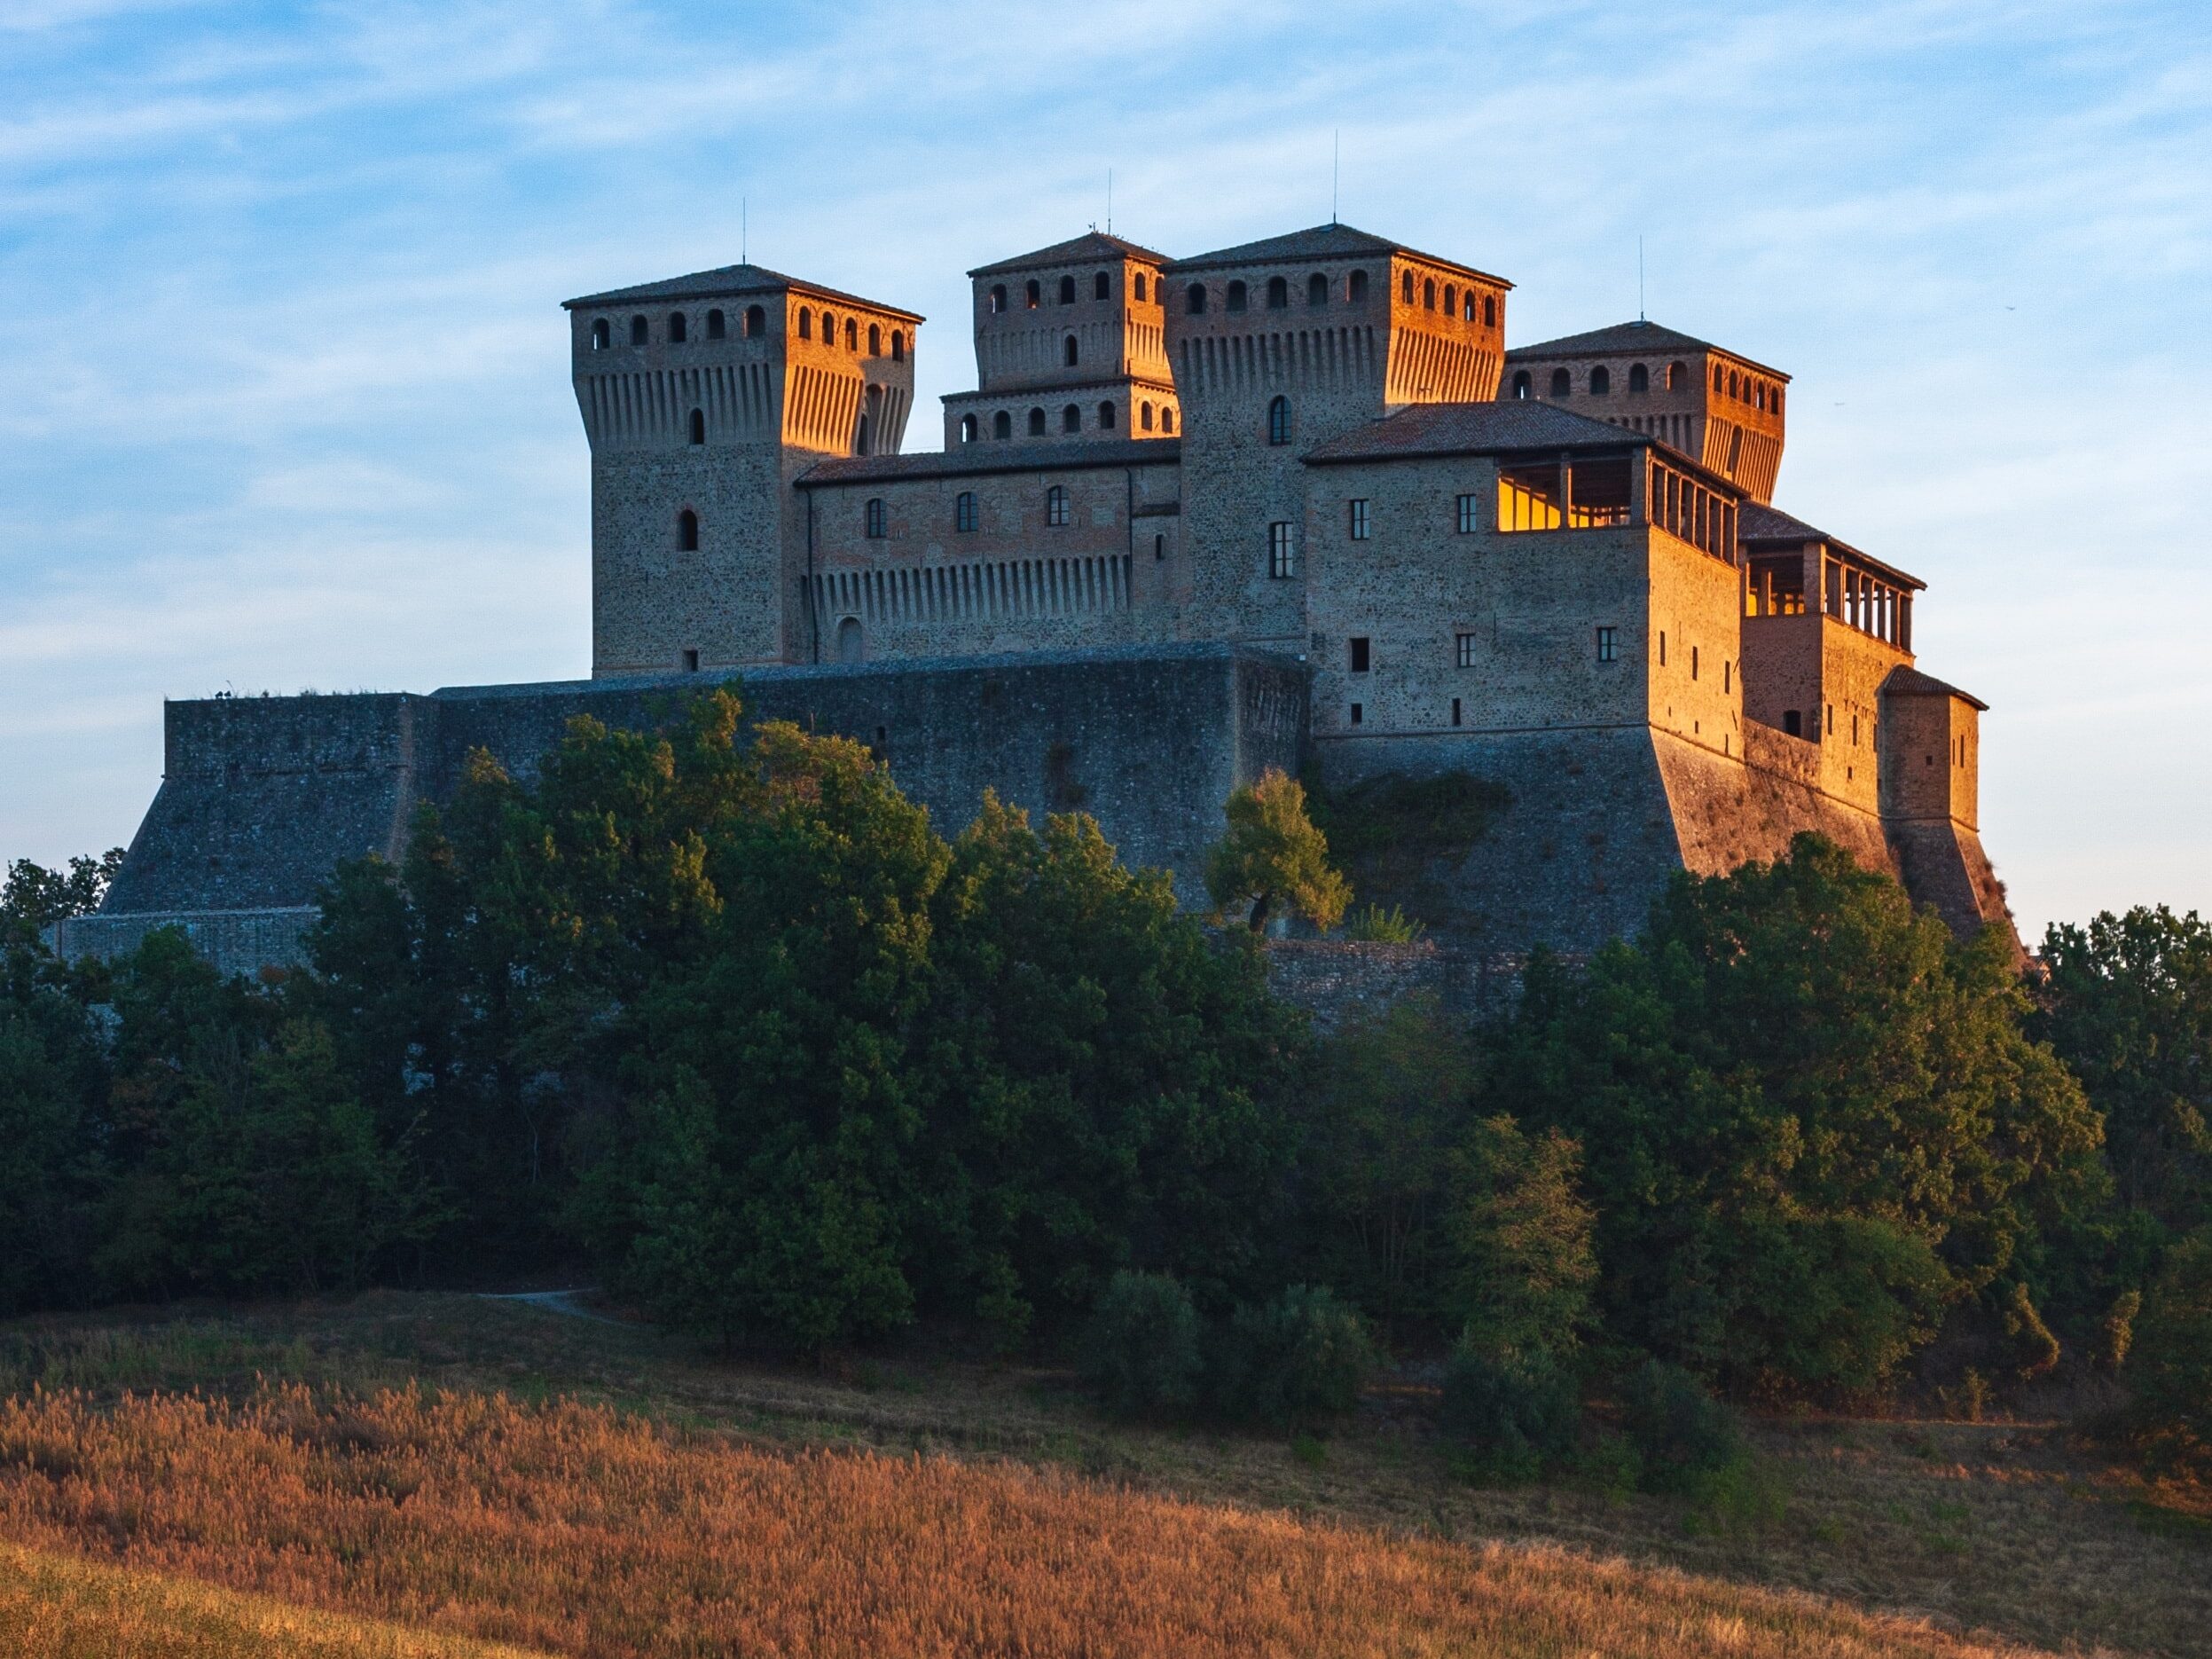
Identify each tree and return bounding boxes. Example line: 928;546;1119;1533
1205;768;1350;934
1;849;123;944
0;945;108;1310
2127;1232;2212;1474
1446;1114;1596;1363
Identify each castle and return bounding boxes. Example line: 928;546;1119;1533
62;221;2012;975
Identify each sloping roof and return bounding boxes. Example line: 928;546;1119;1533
1740;501;1926;590
564;262;923;320
1163;222;1511;287
969;232;1171;278
1885;665;1988;711
1508;318;1787;381
1303;399;1695;467
796;437;1181;487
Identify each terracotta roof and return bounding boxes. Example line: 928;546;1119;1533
1304;399;1676;464
1508;318;1787;381
564;262;923;321
1741;501;1926;590
1885;665;1987;711
1163;222;1510;287
796;437;1181;487
968;232;1171;278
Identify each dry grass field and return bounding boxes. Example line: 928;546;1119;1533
0;1293;2201;1658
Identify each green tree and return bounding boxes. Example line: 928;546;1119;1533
2126;1232;2212;1474
1447;1114;1597;1363
0;945;109;1310
1;849;123;944
1205;768;1351;934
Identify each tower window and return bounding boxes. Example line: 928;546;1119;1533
1456;633;1477;667
1349;703;1363;725
1668;360;1686;389
1423;278;1437;310
1715;365;1727;393
1510;370;1532;400
1691;645;1700;680
1549;367;1571;397
993;410;1012;439
630;315;648;346
1094;271;1110;299
1027;406;1047;436
1349;269;1369;302
1443;283;1456;316
1134;272;1149;302
668;311;687;342
1267;396;1290;445
868;323;882;355
1827;703;1835;734
678;508;699;551
955;491;979;532
1063;334;1079;366
1628;362;1649;393
991;284;1007;313
1267;521;1294;578
1267;275;1288;309
844;318;857;350
961;413;978;443
1186;282;1206;314
1227;279;1248;312
891;330;905;361
683;648;700;672
1307;272;1328;306
1140;401;1154;431
1025;279;1041;308
1456;493;1479;533
1046;484;1070;526
798;311;812;341
591;317;609;350
1483;295;1496;326
1098;400;1115;429
1452;696;1463;726
1400;270;1415;303
1058;274;1076;303
1348;498;1370;539
1161;407;1174;433
1596;625;1618;662
1348;636;1370;673
1590;366;1611;395
1785;709;1802;736
746;304;766;337
1154;532;1165;561
1063;404;1081;433
706;309;726;339
688;407;705;445
866;498;886;538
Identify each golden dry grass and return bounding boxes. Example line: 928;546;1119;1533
0;1380;2050;1659
0;1537;546;1658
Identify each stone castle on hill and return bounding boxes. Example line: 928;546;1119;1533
63;222;2012;974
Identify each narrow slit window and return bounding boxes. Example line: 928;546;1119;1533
1267;521;1294;578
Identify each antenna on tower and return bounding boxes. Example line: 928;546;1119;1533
1106;168;1112;234
742;198;749;265
1638;234;1645;321
1331;131;1339;224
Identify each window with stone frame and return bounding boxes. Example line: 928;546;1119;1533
1347;499;1370;540
1046;485;1071;527
1596;625;1619;663
1456;633;1477;668
1267;521;1294;579
1456;493;1480;534
1267;396;1290;445
865;498;887;539
955;491;978;533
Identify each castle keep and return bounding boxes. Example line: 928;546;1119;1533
68;222;2012;972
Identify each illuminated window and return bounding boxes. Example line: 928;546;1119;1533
1026;279;1040;308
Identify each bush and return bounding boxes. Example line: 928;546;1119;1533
2128;1234;2212;1474
1079;1271;1204;1421
1209;1285;1374;1432
1618;1360;1746;1495
1439;1343;1580;1482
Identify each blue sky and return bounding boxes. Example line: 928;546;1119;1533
2;0;2207;938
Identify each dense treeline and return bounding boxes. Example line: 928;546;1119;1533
1;690;2205;1468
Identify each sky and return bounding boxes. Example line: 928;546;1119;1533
2;0;2208;940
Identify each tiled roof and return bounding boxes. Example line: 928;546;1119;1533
1163;222;1510;287
1303;400;1669;464
969;232;1171;278
796;437;1181;487
1508;318;1787;381
1884;665;1987;711
564;262;922;320
1740;502;1926;590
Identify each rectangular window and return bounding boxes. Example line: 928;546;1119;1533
1348;637;1370;673
1596;626;1619;663
1784;709;1801;736
682;648;700;673
1349;702;1363;725
1451;696;1463;727
865;498;887;539
1659;630;1667;666
1154;533;1165;561
1455;633;1477;668
1456;493;1479;534
1348;499;1370;539
1267;521;1294;578
955;491;978;533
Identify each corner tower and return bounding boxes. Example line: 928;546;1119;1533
566;263;922;676
1161;224;1510;648
941;232;1180;447
1502;320;1788;502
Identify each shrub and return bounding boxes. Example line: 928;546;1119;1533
1209;1286;1374;1432
2128;1234;2212;1474
1344;904;1424;944
1618;1360;1746;1496
1079;1272;1204;1421
1439;1343;1579;1483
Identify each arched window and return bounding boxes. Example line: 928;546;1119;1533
688;408;705;445
854;414;869;456
1267;395;1290;445
631;315;648;345
990;283;1007;313
955;491;979;532
1267;275;1288;309
1098;400;1115;429
1628;362;1650;394
1027;406;1047;436
1161;406;1173;433
1062;404;1081;433
1140;401;1155;431
1549;367;1571;397
591;317;609;350
1227;279;1248;311
1443;283;1456;316
1094;271;1110;300
844;318;857;350
1511;369;1533;399
1668;360;1686;390
677;509;699;551
1590;366;1611;396
669;311;687;342
1307;272;1328;306
993;411;1012;439
1714;365;1726;392
1400;271;1415;303
706;309;726;339
1349;270;1369;303
798;311;812;341
865;498;887;538
961;413;978;443
1186;283;1207;314
1063;334;1079;366
1047;484;1070;526
868;323;882;355
1423;278;1437;310
1773;387;1784;415
1483;295;1496;326
1058;274;1076;304
1025;279;1041;309
1462;292;1474;321
745;304;766;337
1134;272;1148;302
836;617;865;664
890;330;905;361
